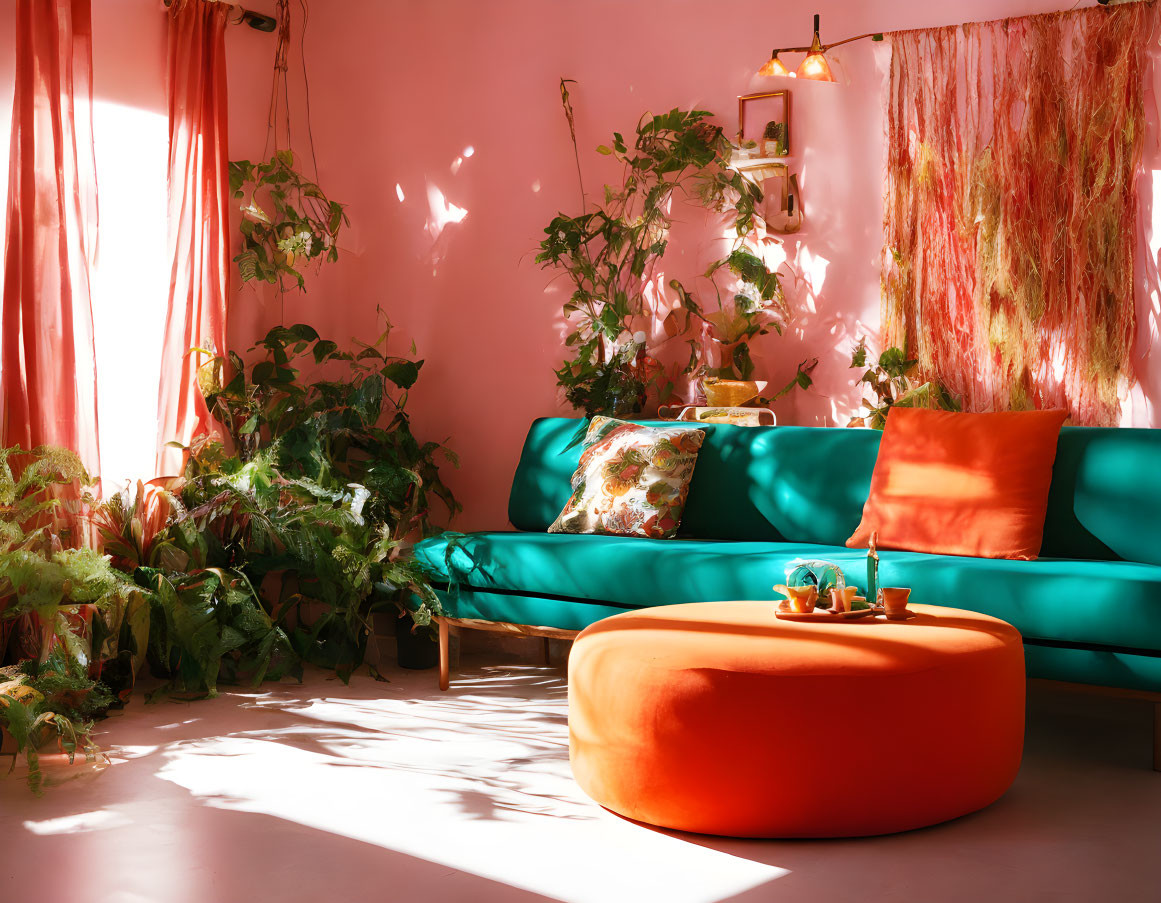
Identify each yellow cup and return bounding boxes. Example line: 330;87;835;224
785;585;818;613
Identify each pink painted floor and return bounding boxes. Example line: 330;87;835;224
1;643;1159;903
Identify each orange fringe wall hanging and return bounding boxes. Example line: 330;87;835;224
883;3;1155;425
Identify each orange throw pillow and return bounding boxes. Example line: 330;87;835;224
847;408;1067;560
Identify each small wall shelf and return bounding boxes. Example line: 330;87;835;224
728;155;802;234
730;155;793;169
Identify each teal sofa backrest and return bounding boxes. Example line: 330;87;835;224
1042;427;1161;565
507;417;1161;565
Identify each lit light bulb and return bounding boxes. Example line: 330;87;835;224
758;52;791;77
797;13;836;82
796;51;835;82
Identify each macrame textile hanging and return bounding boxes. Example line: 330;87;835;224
883;3;1155;424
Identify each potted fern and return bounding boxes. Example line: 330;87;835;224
0;446;129;790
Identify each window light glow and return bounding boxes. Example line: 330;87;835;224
90;99;169;491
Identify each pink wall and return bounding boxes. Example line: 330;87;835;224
281;0;1160;531
1;0;1157;529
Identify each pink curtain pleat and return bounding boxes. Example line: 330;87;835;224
156;0;231;475
0;0;101;480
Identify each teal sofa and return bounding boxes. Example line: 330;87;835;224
416;417;1161;695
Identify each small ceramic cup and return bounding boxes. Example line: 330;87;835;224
880;587;912;619
830;586;858;613
785;585;819;613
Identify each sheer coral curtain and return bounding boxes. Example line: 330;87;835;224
156;0;231;475
0;0;101;478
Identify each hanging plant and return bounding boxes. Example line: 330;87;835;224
229;150;349;291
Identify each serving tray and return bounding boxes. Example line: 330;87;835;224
774;607;916;623
775;607;878;622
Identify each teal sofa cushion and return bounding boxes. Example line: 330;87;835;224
416;531;1161;654
507;418;1161;565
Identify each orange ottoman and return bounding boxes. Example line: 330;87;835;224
568;602;1024;837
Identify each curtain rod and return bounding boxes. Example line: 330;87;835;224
162;0;278;32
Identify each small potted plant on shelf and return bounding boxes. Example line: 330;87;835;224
668;249;816;410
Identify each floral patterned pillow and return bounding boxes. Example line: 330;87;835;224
548;417;706;539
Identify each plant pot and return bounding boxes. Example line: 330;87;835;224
395;623;438;670
702;377;766;408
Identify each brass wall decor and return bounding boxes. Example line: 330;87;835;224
737;91;790;154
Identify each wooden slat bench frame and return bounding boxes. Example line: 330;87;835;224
435;617;580;691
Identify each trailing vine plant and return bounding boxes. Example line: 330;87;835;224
537;79;813;416
230;151;348;291
847;338;960;429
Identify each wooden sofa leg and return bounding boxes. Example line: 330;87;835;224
1154;703;1160;773
543;637;552;666
438;618;450;691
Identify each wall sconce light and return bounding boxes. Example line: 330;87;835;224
758;13;884;83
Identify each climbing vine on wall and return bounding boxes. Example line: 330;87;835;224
538;80;812;417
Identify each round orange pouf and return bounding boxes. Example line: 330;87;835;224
568;602;1024;838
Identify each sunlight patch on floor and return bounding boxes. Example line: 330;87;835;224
149;668;788;903
24;808;132;835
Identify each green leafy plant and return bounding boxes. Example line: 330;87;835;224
229;150;349;291
93;471;303;699
172;318;458;679
88;319;458;696
668;249;817;400
0;446;126;791
848;338;961;429
0;663;105;795
539;81;812;414
0;447;134;669
136;563;299;698
196;318;458;532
